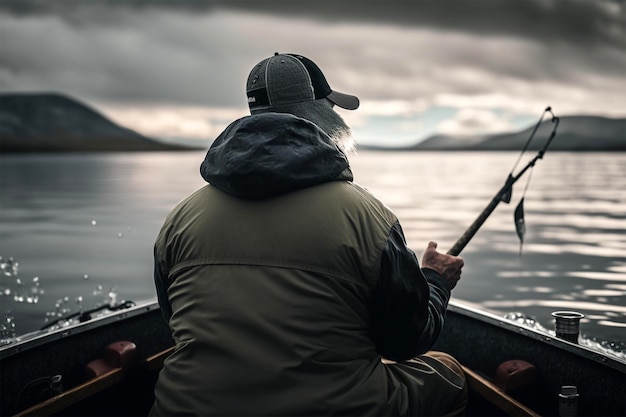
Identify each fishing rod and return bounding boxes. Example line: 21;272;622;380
447;106;560;257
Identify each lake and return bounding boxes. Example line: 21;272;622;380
1;151;625;351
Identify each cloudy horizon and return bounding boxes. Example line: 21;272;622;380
1;0;624;147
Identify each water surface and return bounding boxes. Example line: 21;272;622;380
1;151;624;347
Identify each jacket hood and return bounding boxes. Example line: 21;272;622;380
200;113;353;199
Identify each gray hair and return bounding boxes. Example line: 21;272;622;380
251;98;355;154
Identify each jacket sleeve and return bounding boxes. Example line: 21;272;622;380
368;220;451;361
154;245;173;323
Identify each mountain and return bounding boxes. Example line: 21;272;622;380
0;93;202;153
4;93;622;153
360;116;625;151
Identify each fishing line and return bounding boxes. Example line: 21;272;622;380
514;166;534;256
510;108;549;175
447;107;559;256
501;108;550;206
511;107;557;255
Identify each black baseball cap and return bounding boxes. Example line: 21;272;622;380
246;52;359;113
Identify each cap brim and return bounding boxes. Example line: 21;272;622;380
327;90;359;110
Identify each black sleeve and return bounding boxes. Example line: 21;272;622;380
368;221;451;361
154;246;173;323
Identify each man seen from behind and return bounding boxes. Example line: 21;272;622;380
151;52;468;416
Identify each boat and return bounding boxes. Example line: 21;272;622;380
2;108;623;416
1;299;624;416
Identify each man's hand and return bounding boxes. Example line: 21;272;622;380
421;241;464;290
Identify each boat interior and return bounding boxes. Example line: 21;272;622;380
1;301;624;416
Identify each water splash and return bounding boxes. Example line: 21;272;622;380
504;311;626;361
12;278;25;303
0;223;135;344
93;284;103;296
0;315;16;346
504;311;543;329
106;287;119;306
43;297;73;329
0;256;43;305
580;337;626;360
52;297;72;318
0;256;19;276
0;254;125;337
26;277;43;304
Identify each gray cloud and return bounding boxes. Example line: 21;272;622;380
0;5;258;107
3;0;622;48
1;0;624;142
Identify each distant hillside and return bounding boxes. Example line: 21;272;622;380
0;93;202;152
360;116;625;151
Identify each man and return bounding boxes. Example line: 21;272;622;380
151;52;467;416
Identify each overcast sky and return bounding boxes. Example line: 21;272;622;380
1;0;624;146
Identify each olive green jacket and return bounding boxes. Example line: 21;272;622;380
151;113;450;416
